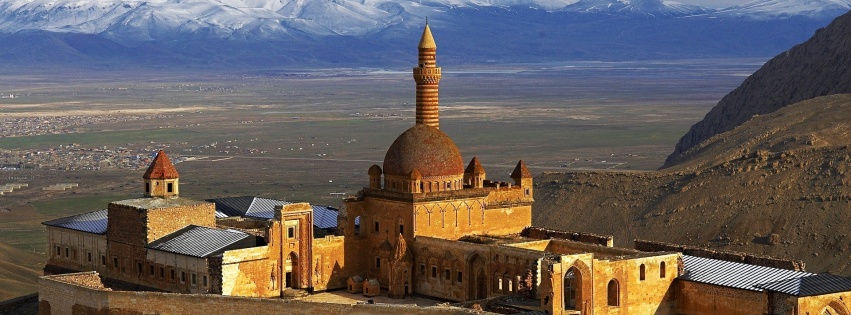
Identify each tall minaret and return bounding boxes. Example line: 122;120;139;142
412;23;442;128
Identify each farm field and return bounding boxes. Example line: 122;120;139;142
0;59;762;300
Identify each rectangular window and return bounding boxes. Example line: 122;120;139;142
191;273;197;285
203;275;208;287
419;264;425;275
399;225;404;235
180;271;186;283
431;266;437;278
101;255;106;266
375;257;381;269
288;227;295;239
171;270;175;280
160;267;164;279
65;247;69;257
167;182;174;193
150;265;154;276
55;246;61;256
87;252;92;263
457;271;463;283
137;262;142;274
145;183;150;193
444;269;451;281
374;221;380;233
113;257;118;267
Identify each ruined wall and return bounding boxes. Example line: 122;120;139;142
221;246;276;298
38;272;489;315
590;254;679;315
544;239;639;259
522;227;613;247
635;239;805;271
312;235;347;291
676;281;766;315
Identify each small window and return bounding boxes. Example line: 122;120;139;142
55;246;61;256
374;221;380;233
65;247;69;257
354;216;362;236
607;279;619;306
640;264;646;281
420;264;425;275
145;183;150;193
375;257;381;269
167;182;174;193
457;271;463;283
288;226;295;239
150;265;154;276
113;257;118;267
101;255;106;266
87;252;92;262
180;271;186;283
525;188;530;196
171;270;175;280
160;267;164;278
191;273;197;285
444;269;451;281
431;266;437;278
137;262;143;274
203;275;208;287
399;224;404;235
660;261;666;278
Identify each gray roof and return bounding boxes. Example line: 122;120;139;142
680;255;813;292
111;197;209;209
207;196;338;229
147;225;251;258
312;205;338;229
755;274;851;296
42;209;108;234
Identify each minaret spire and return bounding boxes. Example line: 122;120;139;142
413;23;441;128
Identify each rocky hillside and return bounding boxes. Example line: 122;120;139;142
664;9;851;168
535;94;851;275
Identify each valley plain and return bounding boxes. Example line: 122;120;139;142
0;59;761;300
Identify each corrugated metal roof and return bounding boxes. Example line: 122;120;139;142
42;209;108;235
146;225;251;258
755;274;851;296
313;205;338;229
207;196;338;230
680;255;813;292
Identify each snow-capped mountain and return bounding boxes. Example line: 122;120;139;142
0;0;847;67
717;0;851;19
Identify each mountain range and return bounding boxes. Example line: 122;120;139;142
0;0;849;67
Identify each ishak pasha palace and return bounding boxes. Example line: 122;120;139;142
37;25;851;315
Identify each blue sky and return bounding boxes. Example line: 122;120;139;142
676;0;746;8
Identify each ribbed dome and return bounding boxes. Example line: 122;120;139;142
383;124;464;178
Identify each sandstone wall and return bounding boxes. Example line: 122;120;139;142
635;239;805;271
675;281;766;315
221;246;276;297
38;272;488;315
312;235;348;291
522;227;613;247
145;203;216;243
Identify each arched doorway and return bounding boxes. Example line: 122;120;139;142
286;252;299;288
564;267;582;310
467;253;487;300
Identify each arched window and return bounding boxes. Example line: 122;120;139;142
639;264;646;281
607;279;619;306
354;216;361;236
660;261;666;278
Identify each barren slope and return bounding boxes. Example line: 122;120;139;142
665;9;851;167
535;94;851;275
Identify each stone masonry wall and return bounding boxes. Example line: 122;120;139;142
522;227;613;247
38;272;490;315
634;239;805;271
146;203;216;243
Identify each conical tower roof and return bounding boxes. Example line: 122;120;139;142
465;157;485;175
510;160;532;179
143;150;180;180
393;233;411;262
418;23;436;49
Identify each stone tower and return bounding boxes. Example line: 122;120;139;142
143;150;180;198
413;23;441;128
